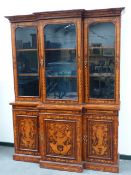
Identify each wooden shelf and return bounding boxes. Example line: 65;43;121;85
89;55;114;58
16;48;37;52
45;48;75;51
90;73;114;77
18;73;38;76
46;76;77;78
89;46;114;49
47;62;76;65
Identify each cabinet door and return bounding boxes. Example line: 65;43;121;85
11;23;40;101
39;18;83;103
39;113;82;164
13;110;39;156
83;114;118;164
84;17;120;104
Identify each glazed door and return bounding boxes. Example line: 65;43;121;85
39;19;83;103
84;17;120;104
12;23;40;101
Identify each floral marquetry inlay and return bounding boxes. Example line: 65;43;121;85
46;121;75;157
88;120;112;158
17;116;38;150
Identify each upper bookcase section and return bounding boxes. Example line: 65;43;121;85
5;8;124;23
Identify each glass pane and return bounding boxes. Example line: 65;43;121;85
18;76;39;96
17;51;38;74
15;27;39;96
16;27;37;49
89;22;115;99
44;24;77;100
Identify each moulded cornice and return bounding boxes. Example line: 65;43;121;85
5;7;125;23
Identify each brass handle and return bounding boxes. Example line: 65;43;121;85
40;59;45;67
84;60;88;68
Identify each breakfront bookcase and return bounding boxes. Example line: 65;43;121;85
6;7;124;173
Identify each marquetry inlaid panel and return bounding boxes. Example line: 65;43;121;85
89;121;112;158
84;114;118;164
40;114;82;163
46;121;75;157
16;115;38;151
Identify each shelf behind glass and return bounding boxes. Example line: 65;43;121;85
90;73;114;77
46;76;76;78
18;73;38;76
45;48;75;51
16;48;38;52
89;56;114;59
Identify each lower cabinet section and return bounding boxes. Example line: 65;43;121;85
39;113;83;172
12;106;119;173
83;112;119;173
13;109;40;163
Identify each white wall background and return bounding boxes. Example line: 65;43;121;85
0;0;130;155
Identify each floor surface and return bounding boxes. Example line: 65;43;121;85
0;146;131;175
